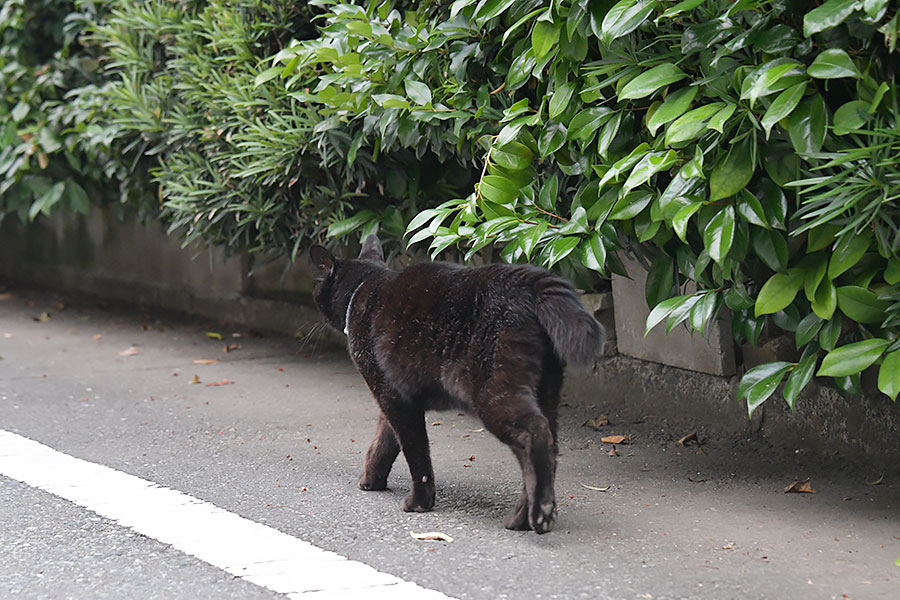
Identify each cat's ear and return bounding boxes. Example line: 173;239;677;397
309;245;334;278
359;234;384;262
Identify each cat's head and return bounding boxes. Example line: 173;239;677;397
308;235;384;331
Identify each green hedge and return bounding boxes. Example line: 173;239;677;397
266;0;900;412
2;0;899;415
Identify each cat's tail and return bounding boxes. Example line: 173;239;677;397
535;276;605;367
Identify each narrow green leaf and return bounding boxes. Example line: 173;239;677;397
703;206;736;263
620;63;687;100
549;82;577;119
817;338;889;377
740;361;793;417
796;313;824;347
665;103;724;146
601;0;656;44
672;202;702;242
544;236;580;267
761;82;807;136
646;294;694;335
646;86;697;136
582;232;607;273
706;103;737;134
783;354;817;409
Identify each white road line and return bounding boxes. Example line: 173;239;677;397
0;430;454;599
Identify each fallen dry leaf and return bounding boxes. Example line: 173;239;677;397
601;435;630;444
33;312;51;322
784;479;816;494
92;334;102;341
677;432;698;446
431;421;442;426
469;427;484;433
119;346;140;357
190;374;201;384
580;483;611;492
583;415;610;430
722;542;735;550
205;379;233;387
193;359;219;365
223;344;240;353
410;531;454;543
205;332;223;340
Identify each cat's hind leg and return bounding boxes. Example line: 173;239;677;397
476;384;557;533
358;412;400;491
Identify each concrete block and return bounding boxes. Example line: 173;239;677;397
612;255;735;376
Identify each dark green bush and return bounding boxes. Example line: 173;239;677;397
267;0;900;411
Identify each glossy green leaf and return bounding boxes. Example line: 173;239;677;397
788;95;827;155
783;354;817;410
811;277;838;320
836;286;891;323
537;122;568;157
761;82;806;137
828;235;870;279
601;0;656;44
405;80;432;105
807;48;862;79
817;338;889;377
689;291;717;334
665;103;724;146
878;350;900;401
520;220;549;259
646;294;694;335
646;86;697;136
479;175;519;205
544;235;580;267
582;231;607;273
672;202;702;242
538;174;559;211
709;138;754;201
620;63;687;100
568;107;613;141
474;0;519;24
531;18;559;59
833;100;867;135
751;227;788;272
646;255;675;308
506;49;536;90
796;313;824;347
703;206;735;263
804;0;862;37
706;103;737;134
755;271;803;317
660;0;706;19
818;317;842;351
739;361;793;417
549;82;576;119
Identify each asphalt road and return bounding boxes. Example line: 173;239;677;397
1;286;898;599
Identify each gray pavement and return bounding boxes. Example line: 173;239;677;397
1;286;898;600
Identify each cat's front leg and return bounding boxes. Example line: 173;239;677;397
379;402;435;512
358;412;400;491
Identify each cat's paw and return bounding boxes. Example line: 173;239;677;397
401;484;435;512
358;473;388;491
529;500;556;534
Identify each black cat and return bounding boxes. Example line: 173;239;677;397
309;235;604;533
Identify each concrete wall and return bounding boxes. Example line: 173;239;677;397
3;207;899;466
0;206;327;340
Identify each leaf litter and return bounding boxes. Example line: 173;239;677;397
410;531;454;543
784;479;816;494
